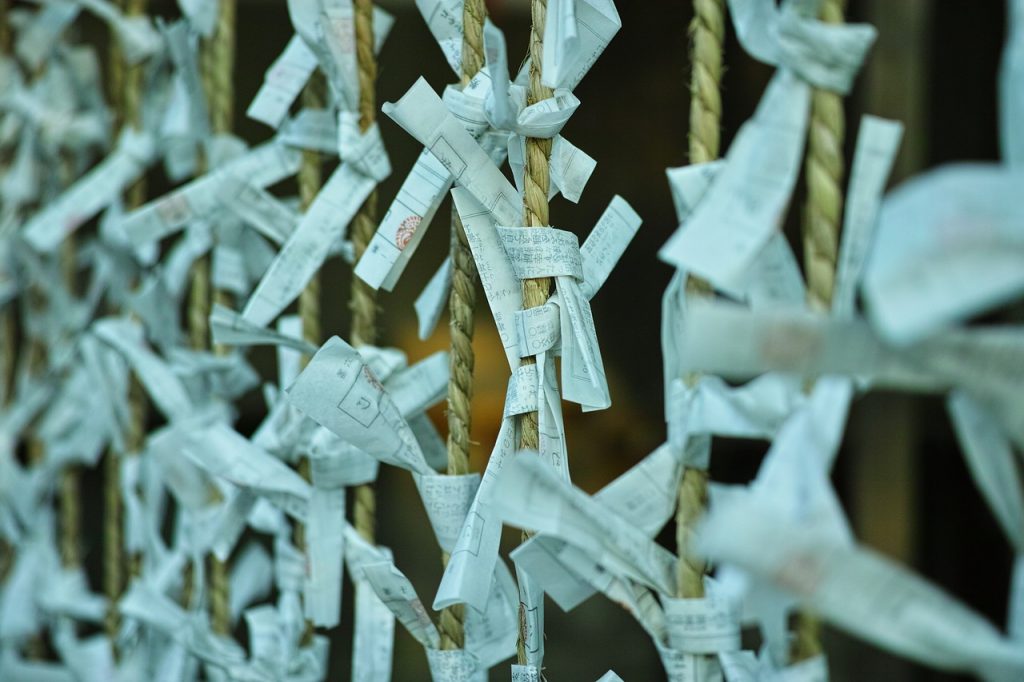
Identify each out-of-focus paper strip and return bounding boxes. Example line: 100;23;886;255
242;161;381;327
831;115;903;321
22;130;155;253
287;337;433;476
698;496;1024;680
862;163;1024;345
247;34;319;129
384;78;521;226
659;71;810;288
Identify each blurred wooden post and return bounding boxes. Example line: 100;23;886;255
853;0;930;564
839;2;932;679
858;0;931;182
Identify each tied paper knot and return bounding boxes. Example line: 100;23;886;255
442;82;491;137
498;226;610;411
426;647;483;681
504;364;542;418
663;593;742;655
729;0;876;94
338;111;391;181
486;83;580;140
501;360;567;477
482;18;581;140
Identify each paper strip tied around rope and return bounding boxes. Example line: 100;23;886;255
727;0;875;94
355;533;518;679
660;0;877;292
510;442;682;607
452;187;640;403
355;6;612;296
497;225;610;410
434;362;563;613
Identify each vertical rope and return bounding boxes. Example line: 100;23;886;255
801;0;846;314
103;0;150;653
295;72;325;649
437;0;487;653
58;231;81;570
195;0;238;638
1;0;15;477
0;308;12;407
515;0;554;666
350;0;379;546
0;0;9;54
675;0;725;603
790;0;846;663
445;0;486;480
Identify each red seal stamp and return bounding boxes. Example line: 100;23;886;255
395;215;421;250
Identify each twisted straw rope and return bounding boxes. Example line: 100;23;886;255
687;0;725;167
104;0;149;652
350;0;379;546
295;72;326;649
0;0;9;54
195;0;238;638
516;0;554;667
437;0;487;653
801;0;845;314
518;0;554;452
0;308;12;408
0;0;14;598
790;0;846;664
59;234;81;571
445;0;486;481
675;0;725;603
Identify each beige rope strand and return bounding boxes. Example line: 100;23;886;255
58;232;81;570
515;0;554;666
104;0;149;652
104;2;126;647
294;72;326;649
0;308;12;408
790;0;846;663
0;0;14;580
0;0;10;54
675;0;725;602
437;0;487;653
350;0;379;546
196;0;238;638
801;0;846;314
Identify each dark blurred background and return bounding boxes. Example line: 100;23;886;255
58;0;1015;679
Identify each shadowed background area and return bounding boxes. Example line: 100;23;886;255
55;0;1013;679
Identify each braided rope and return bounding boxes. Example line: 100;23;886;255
350;0;379;546
295;73;326;649
437;0;487;653
58;233;81;570
675;0;725;603
0;0;10;54
199;0;238;638
801;0;846;314
0;308;12;407
791;0;847;662
104;0;152;652
103;432;122;647
687;0;725;166
0;0;12;403
515;0;554;667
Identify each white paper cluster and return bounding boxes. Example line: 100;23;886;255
1;0;1022;680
